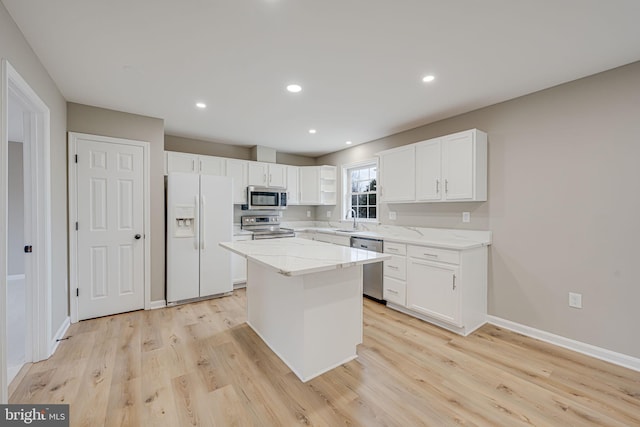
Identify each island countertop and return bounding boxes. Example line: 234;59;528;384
220;237;390;277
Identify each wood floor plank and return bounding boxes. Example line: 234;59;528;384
9;289;640;426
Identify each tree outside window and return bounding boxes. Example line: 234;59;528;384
347;163;377;220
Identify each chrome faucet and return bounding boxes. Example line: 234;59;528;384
346;208;357;230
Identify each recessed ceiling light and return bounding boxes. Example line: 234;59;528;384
345;141;352;145
196;102;207;109
422;75;435;83
309;129;316;134
286;84;302;93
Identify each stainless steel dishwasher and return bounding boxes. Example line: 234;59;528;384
350;236;384;303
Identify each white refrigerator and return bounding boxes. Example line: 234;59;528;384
167;173;233;303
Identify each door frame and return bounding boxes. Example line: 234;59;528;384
1;59;52;403
68;132;151;323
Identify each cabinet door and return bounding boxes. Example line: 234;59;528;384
407;258;461;326
248;162;268;186
286;166;299;204
226;159;248;204
299;167;320;205
166;152;199;174
232;235;252;284
199;155;226;176
379;145;415;202
415;139;442;201
268;164;287;188
442;132;474;201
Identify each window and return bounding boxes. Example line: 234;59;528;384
344;161;377;221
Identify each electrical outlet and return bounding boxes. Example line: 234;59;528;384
569;292;582;309
462;212;470;223
389;211;397;220
326;210;332;218
306;210;311;218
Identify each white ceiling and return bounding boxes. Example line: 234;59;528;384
3;1;640;156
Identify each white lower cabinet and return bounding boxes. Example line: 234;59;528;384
314;233;350;246
406;258;461;327
383;276;406;306
232;234;252;286
385;241;487;336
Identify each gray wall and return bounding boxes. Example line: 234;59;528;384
67;103;166;302
317;61;640;358
7;142;23;276
165;134;252;160
1;2;69;340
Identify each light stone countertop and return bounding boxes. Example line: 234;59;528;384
283;222;492;250
220;237;390;277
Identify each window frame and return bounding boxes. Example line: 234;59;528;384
342;159;379;224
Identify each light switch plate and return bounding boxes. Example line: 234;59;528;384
389;211;397;220
462;212;470;223
569;292;582;309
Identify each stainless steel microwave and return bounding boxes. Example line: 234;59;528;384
245;186;287;210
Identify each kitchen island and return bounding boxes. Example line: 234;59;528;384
220;237;390;382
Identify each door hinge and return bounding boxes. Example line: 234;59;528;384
75;154;78;163
76;288;79;297
75;222;78;231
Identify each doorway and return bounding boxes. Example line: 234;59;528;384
1;60;52;403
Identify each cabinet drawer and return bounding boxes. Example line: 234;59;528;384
408;245;460;264
384;276;406;306
384;255;406;280
384;241;406;255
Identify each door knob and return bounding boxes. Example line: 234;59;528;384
135;234;142;240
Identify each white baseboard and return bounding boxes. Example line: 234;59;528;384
487;315;640;372
49;316;71;356
149;300;166;310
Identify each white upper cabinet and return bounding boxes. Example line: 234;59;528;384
378;145;416;202
268;163;287;188
248;162;287;188
286;165;300;205
441;131;484;201
226;159;248;204
299;166;336;205
165;151;225;176
379;129;487;203
199;155;226;176
165;151;199;174
415;139;442;201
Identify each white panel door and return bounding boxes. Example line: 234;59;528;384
77;138;144;320
199;175;233;297
407;259;461;326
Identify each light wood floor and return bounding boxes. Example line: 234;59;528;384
10;289;640;426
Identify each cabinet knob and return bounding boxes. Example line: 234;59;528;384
135;234;142;240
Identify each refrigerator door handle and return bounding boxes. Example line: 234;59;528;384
201;195;206;250
194;195;199;250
